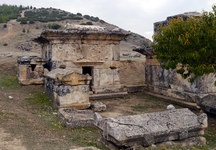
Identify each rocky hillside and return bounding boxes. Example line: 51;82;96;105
0;5;152;58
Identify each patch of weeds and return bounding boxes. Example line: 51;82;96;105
25;92;63;127
26;92;52;110
69;127;107;149
203;127;216;149
0;74;20;89
0;111;15;121
147;95;160;101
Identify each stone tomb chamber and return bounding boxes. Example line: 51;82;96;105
33;26;127;94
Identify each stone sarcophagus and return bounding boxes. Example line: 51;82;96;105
98;108;207;149
45;68;92;109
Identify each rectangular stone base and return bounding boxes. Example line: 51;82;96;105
58;109;95;127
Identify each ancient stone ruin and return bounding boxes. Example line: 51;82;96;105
33;25;126;94
144;12;216;108
45;68;92;109
98;108;207;149
17;56;47;85
58;107;207;149
16;23;210;149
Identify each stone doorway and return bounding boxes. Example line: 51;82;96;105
82;66;94;90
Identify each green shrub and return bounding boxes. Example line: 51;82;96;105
76;12;82;16
48;23;61;29
80;21;93;25
0;4;25;23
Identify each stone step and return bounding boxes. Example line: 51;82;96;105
144;91;200;110
90;92;128;100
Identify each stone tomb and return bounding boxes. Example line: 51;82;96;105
17;56;47;85
45;68;92;109
97;108;207;149
33;27;127;94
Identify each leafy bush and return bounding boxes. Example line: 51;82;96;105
153;6;216;79
80;21;93;25
76;12;82;16
84;15;100;22
99;20;105;24
48;23;61;29
0;4;26;23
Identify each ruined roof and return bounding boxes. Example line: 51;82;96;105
33;26;128;43
133;47;154;58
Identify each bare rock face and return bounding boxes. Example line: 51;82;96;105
98;108;207;149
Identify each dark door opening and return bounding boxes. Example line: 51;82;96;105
82;66;93;90
82;66;93;76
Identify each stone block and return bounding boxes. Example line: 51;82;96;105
98;108;207;148
91;102;106;112
200;94;216;115
56;72;92;85
55;85;90;109
58;109;95;127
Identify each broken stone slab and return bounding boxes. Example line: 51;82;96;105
91;102;106;112
98;108;207;148
58;109;95;127
199;94;216;115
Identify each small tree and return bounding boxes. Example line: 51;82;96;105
153;7;216;80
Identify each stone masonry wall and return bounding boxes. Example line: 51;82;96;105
146;59;216;102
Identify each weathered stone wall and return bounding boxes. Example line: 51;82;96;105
48;40;119;63
92;67;122;93
146;59;216;102
118;60;146;86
